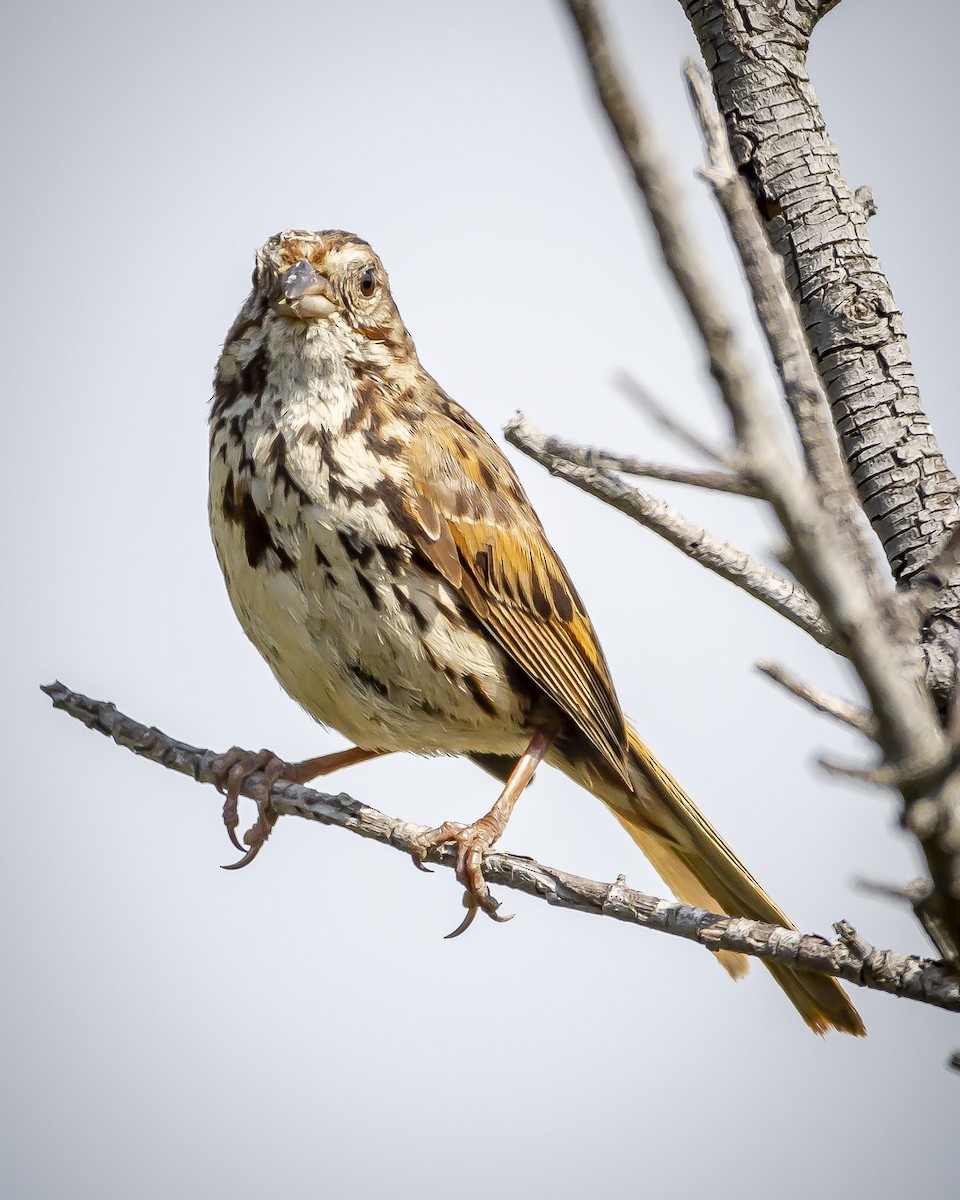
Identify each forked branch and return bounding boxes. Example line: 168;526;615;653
545;0;960;961
679;0;960;598
505;413;834;648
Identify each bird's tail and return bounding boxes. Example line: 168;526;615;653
573;724;865;1036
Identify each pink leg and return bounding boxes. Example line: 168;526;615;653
412;728;557;935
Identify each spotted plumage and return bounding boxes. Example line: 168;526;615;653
208;229;864;1037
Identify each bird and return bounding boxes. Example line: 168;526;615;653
207;228;864;1036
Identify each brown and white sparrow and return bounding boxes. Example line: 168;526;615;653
208;229;864;1036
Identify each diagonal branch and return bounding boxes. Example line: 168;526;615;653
684;62;904;637
560;0;766;448
680;64;960;953
615;372;733;467
42;681;959;1015
552;446;759;498
550;1;960;958
678;0;960;692
505;413;836;649
681;64;940;762
756;661;876;738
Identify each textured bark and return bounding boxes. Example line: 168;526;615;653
41;682;960;1016
547;1;960;961
679;0;960;698
682;62;946;771
680;0;958;578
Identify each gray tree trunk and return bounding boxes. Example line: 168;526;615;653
680;0;960;700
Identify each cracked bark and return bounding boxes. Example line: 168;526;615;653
679;0;960;698
550;0;960;963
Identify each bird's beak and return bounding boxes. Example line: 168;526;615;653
279;259;338;319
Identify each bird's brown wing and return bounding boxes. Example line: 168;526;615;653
402;394;629;784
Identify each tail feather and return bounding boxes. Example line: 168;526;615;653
610;813;750;981
574;725;865;1036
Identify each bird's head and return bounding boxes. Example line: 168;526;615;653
252;229;414;359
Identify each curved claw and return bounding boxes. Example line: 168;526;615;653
445;901;480;939
444;893;515;938
209;747;285;867
410;854;434;874
224;822;247;855
411;818;515;933
220;842;264;871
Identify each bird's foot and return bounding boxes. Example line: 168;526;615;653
210;743;387;870
411;814;513;937
209;746;289;870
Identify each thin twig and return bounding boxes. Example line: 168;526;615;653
855;876;931;907
42;681;960;1015
915;517;960;600
557;2;862;659
615;372;734;468
756;661;876;737
854;873;960;964
505;413;836;649
819;758;892;787
557;449;757;497
508;419;758;496
561;0;766;449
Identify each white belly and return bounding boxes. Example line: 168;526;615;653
208;453;528;758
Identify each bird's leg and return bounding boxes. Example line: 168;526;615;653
412;727;557;935
211;745;388;870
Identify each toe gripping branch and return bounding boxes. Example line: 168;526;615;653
410;727;557;937
211;744;386;869
211;747;287;869
209;728;555;942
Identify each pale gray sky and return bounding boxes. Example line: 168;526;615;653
3;2;958;1197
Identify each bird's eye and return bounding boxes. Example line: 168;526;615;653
359;267;377;298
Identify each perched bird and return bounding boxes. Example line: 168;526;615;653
208;229;864;1036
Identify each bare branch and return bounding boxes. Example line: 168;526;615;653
679;0;960;687
505;413;836;649
568;453;757;497
756;661;875;737
681;63;944;771
42;681;960;1016
685;62;902;627
819;758;891;787
563;2;942;764
855;876;931;907
681;71;960;952
560;0;767;440
558;1;960;954
506;408;758;496
615;372;733;468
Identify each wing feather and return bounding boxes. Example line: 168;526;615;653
402;395;629;782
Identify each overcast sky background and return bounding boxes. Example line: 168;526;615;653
3;2;958;1196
